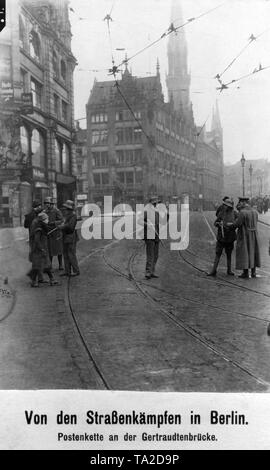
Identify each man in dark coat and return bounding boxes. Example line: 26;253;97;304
59;200;80;277
28;212;59;287
228;197;261;278
24;200;43;236
143;195;168;279
207;198;238;276
44;196;64;270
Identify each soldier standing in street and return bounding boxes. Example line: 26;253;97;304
28;212;59;287
207;198;238;276
59;200;80;277
143;195;168;280
227;196;261;278
44;197;64;270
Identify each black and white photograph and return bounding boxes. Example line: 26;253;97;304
1;0;270;452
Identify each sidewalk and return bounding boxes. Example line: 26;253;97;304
0;227;94;389
258;211;270;225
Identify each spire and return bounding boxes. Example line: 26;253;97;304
211;100;222;131
156;58;160;77
166;0;191;117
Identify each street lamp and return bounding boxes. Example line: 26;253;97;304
240;153;246;197
249;163;253;198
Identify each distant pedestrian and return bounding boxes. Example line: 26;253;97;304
28;212;59;287
143;195;168;279
227;197;261;278
44;196;64;270
207;198;237;276
59;200;80;277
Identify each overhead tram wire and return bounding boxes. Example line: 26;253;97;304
221;63;270;90
216;26;270;81
114;1;226;70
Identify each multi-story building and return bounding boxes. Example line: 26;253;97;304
0;0;77;226
196;102;224;210
86;63;198;209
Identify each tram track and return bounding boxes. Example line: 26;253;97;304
101;241;270;389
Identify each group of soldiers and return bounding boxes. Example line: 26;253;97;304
24;197;79;287
208;196;261;278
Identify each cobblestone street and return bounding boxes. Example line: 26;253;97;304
1;212;270;392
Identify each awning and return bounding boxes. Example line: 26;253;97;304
34;182;50;189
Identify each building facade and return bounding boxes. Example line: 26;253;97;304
0;0;77;226
86;64;198;209
196;102;224;210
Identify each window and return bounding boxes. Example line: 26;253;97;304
92;130;99;145
29;30;41;62
60;60;66;82
20;69;27;93
91;130;108;145
31;78;42;108
134;127;142;143
125;128;133;143
54;94;59;118
52;50;58;76
126;172;134;185
134;111;141;119
54;138;61;172
62;100;68;123
115;129;124;144
117;172;125;183
101;172;109;185
134;148;142;164
31;129;45;168
19;16;25;49
116;150;124;164
20;126;29;164
92;151;108;167
62;143;71;174
91;113;108;123
135;171;143;183
94;173;101;186
116;111;123;121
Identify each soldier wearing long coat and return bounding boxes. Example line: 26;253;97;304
229;197;261;278
28;212;59;287
44;197;64;270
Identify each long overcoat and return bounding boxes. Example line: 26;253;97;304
30;222;51;272
234;206;261;269
45;207;64;256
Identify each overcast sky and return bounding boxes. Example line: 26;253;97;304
69;0;270;164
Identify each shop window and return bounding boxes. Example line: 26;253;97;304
62;143;71;174
31;129;45;168
29;30;41;62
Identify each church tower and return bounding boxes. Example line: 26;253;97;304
211;100;223;154
166;0;191;117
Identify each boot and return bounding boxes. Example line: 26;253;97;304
226;254;234;276
251;267;256;278
207;255;220;276
238;269;249;279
